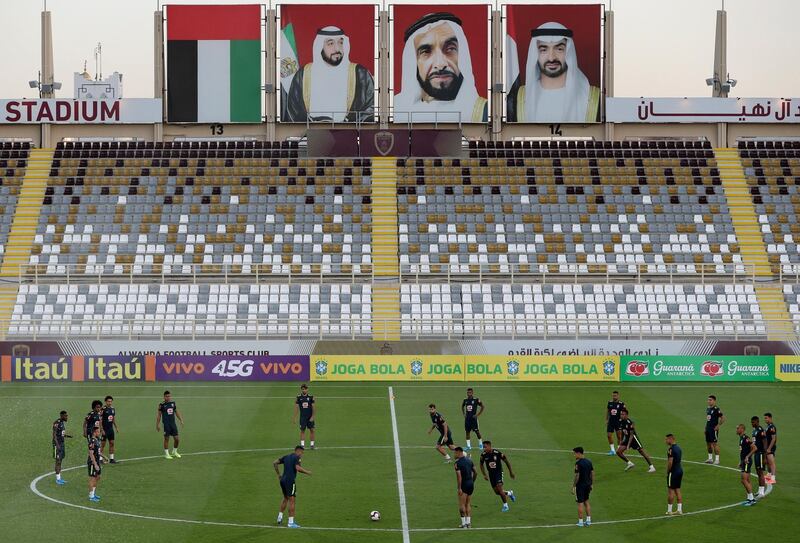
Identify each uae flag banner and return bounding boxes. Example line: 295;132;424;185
166;4;261;123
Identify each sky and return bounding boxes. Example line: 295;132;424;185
0;0;797;100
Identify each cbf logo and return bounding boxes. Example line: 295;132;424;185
410;360;423;376
315;360;328;376
507;360;520;376
603;360;616;376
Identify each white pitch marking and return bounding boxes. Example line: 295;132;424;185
388;386;411;543
30;447;765;533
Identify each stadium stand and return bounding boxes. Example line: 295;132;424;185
738;140;800;276
30;140;373;277
398;140;743;275
0;141;32;264
1;138;797;339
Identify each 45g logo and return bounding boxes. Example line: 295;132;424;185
211;359;255;377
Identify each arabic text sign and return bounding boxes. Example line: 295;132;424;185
606;98;800;123
0;99;163;124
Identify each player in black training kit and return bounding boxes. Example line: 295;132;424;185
479;441;515;511
665;434;683;515
704;395;725;464
605;390;626;455
156;390;184;459
52;410;72;485
428;404;456;462
572;447;593;527
737;423;757;506
454;447;477;528
100;395;120;463
750;416;768;498
461;388;484;451
87;426;107;502
273;445;312;528
616;409;656;472
83;400;104;442
764;412;777;484
293;384;316;449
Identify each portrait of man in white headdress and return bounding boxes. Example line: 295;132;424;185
394;12;487;123
284;26;374;122
507;22;600;123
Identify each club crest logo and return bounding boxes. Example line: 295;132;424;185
700;360;724;377
625;360;649;377
410;360;423;376
374;131;394;156
603;360;616;376
507;360;520;376
315;360;328;376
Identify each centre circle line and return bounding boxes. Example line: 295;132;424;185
30;446;769;532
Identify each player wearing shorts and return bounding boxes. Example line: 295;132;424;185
454;447;477;528
156;390;184;459
750;416;768;498
616;409;656;472
479;441;515;511
764;412;777;484
52;410;72;485
83;400;104;442
461;388;484;451
100;395;119;463
737;423;757;506
572;447;593;527
605;391;626;455
704;395;725;464
665;434;683;515
428;404;456;463
273;445;312;528
293;384;316;449
87;426;106;502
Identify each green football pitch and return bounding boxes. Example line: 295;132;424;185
1;381;797;543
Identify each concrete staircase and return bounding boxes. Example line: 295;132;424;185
370;157;400;340
0;148;53;278
715;148;771;278
716;148;794;338
0;148;53;338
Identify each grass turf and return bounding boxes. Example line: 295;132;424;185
0;382;797;543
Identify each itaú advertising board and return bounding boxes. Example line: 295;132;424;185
0;99;162;124
0;355;155;382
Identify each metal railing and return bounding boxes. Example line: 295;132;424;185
2;316;795;341
3;260;796;286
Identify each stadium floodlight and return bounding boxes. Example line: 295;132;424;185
52;82;62;90
727;79;737;88
28;80;38;88
705;78;715;86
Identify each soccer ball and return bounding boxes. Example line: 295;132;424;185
370;511;381;522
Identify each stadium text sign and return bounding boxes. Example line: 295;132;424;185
311;356;464;381
0;99;163;124
464;356;619;382
606;97;800;123
154;355;309;381
0;355;153;382
775;356;800;381
620;356;774;381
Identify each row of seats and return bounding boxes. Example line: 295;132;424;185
470;140;712;150
10;283;372;336
400;283;765;336
56;140;299;150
